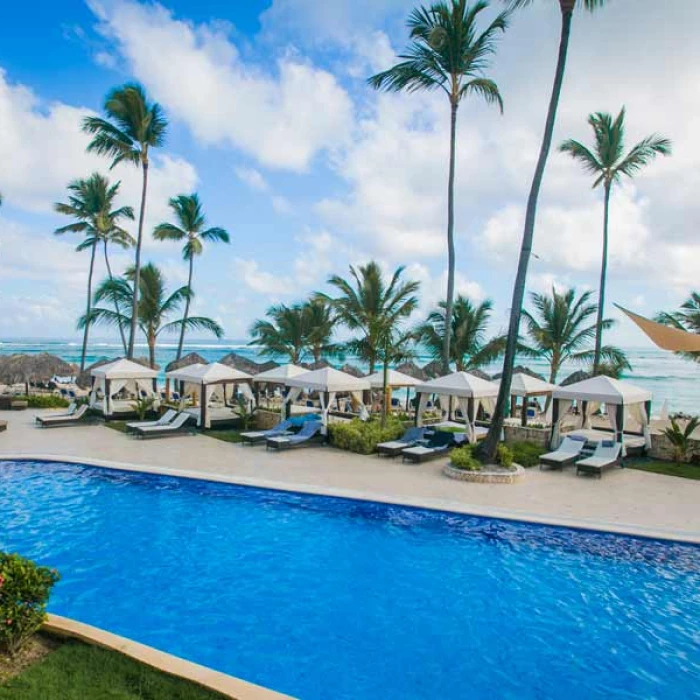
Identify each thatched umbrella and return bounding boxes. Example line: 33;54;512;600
467;368;492;381
0;353;76;394
561;370;591;387
422;360;444;379
302;359;334;371
395;361;428;382
257;360;279;373
219;351;261;375
165;352;207;373
340;363;365;378
492;364;545;381
76;356;159;389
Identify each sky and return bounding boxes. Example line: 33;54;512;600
0;0;698;346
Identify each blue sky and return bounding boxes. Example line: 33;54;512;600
0;0;698;346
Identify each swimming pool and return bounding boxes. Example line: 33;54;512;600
1;459;698;699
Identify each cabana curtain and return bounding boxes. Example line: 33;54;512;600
551;399;573;448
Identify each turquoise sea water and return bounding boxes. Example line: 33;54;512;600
0;337;698;414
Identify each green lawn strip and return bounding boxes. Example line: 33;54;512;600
103;421;129;433
202;429;244;444
0;639;226;699
626;459;700;480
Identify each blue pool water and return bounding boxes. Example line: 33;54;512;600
1;460;699;699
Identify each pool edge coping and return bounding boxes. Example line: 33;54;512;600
43;614;296;700
2;451;698;545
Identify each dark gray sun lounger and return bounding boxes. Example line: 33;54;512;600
266;421;325;450
376;427;427;457
133;412;194;439
126;409;178;433
576;440;622;478
539;435;587;470
401;431;457;463
35;404;88;428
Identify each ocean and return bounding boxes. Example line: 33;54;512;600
0;338;697;415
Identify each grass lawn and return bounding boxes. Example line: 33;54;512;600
103;420;129;433
202;429;245;444
627;459;700;480
0;636;226;699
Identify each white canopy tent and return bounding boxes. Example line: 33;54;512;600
89;359;158;417
494;373;556;426
366;369;421;412
550;375;653;452
414;371;498;443
283;367;371;432
166;362;253;428
252;363;308;385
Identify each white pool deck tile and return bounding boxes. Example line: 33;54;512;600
2;410;699;544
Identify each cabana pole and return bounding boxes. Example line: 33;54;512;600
550;399;560;447
200;384;207;429
414;392;421;427
521;395;528;427
615;403;624;446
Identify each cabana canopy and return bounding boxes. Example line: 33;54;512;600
166;362;250;385
499;373;555;398
89;359;158;416
91;358;158;380
552;375;651;404
366;369;420;388
252;364;307;385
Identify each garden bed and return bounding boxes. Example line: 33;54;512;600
443;463;525;484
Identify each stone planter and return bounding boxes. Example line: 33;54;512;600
443;463;525;484
503;424;550;448
649;432;700;463
254;409;282;431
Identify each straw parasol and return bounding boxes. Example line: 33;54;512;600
219;352;262;375
257;360;279;373
340;363;365;378
492;365;545;381
302;359;334;371
422;360;444;379
76;357;158;389
0;353;76;394
467;368;492;381
165;352;208;373
560;370;591;387
395;361;428;382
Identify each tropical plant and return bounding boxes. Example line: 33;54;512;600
662;417;700;463
303;298;338;364
250;303;309;365
83;83;167;359
450;444;480;470
655;292;700;364
328;417;405;455
560;109;670;372
82;263;223;368
418;295;504;371
521;287;629;384
130;395;155;420
153;193;230;361
54;173;135;369
369;0;508;373
480;0;607;461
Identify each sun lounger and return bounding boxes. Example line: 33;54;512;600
34;402;77;424
126;409;178;433
401;431;457;463
377;427;428;457
133;412;193;439
539;435;587;470
576;440;622;478
240;419;296;445
266;421;325;451
36;404;88;428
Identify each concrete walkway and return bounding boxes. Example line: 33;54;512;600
2;409;699;543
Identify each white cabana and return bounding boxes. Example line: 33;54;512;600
414;371;498;443
284;367;371;431
89;359;158;417
550;375;653;453
166;362;253;428
495;373;556;426
252;364;307;385
366;368;421;412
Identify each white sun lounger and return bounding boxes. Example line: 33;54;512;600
133;412;192;439
539;435;587;470
576;441;622;478
36;404;88;428
126;409;178;433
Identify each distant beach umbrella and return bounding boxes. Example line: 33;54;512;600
468;368;492;381
560;370;592;387
340;363;365;378
395;361;428;382
0;353;75;394
165;352;208;373
422;360;444;379
492;365;545;381
219;352;262;375
302;359;334;371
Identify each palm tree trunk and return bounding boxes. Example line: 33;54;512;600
478;8;574;461
128;157;149;359
593;183;611;373
443;100;458;374
176;254;194;361
381;340;389;428
148;329;156;369
80;242;98;372
103;241;128;355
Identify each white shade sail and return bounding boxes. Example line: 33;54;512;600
285;367;370;392
414;371;498;399
366;369;421;388
252;364;308;384
495;373;555;397
90;358;157;380
552;375;651;405
166;362;251;385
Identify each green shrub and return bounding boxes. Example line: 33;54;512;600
15;395;70;409
496;444;514;468
0;552;60;657
450;445;481;471
509;441;547;468
328;418;404;455
130;396;155;420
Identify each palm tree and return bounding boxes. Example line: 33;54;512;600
153;194;230;361
369;0;508;373
480;0;606;460
303;299;338;364
656;292;700;364
419;295;505;371
521;287;629;384
83;83;168;359
250;304;309;365
560;109;671;372
54;173;134;370
82;263;223;368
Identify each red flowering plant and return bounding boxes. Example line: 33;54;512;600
0;552;60;657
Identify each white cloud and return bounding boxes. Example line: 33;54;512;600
233;258;295;297
235;166;269;193
90;0;355;172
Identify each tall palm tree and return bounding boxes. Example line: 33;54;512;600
83;83;168;359
249;303;309;365
318;261;420;374
480;0;606;460
560;108;671;372
82;263;223;368
303;299;338;364
369;0;508;373
656;292;700;364
153;194;230;361
419;295;505;371
54;173;134;370
522;287;629;384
